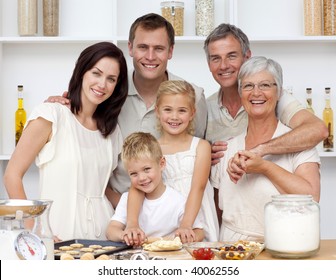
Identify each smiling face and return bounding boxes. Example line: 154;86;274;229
207;35;250;91
241;70;279;119
156;93;195;136
126;156;166;200
81;57;120;107
128;26;173;82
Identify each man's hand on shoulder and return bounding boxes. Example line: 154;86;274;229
44;91;70;106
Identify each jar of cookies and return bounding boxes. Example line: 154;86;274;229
161;1;184;36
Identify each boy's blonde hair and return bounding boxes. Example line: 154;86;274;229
122;132;163;166
156;80;196;135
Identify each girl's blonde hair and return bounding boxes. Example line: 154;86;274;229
122;132;163;167
156;80;196;135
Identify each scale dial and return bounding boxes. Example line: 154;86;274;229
14;231;47;260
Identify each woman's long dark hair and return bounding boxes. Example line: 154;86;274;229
67;42;128;137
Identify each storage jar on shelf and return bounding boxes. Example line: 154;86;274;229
18;0;38;36
43;0;59;36
303;0;323;36
323;0;336;35
195;0;214;36
161;1;184;36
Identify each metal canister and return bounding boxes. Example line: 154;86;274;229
161;1;184;36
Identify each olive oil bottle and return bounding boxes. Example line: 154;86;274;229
323;87;334;151
306;88;314;114
15;85;27;145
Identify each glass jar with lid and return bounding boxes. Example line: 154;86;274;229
195;0;214;36
264;194;320;258
323;0;336;35
303;0;323;35
18;0;38;36
161;1;184;36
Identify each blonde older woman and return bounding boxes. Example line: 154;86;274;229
210;56;321;242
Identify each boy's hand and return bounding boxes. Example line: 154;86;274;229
122;226;146;247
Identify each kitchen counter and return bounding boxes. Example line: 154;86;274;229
146;239;336;260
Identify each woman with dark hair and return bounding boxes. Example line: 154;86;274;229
4;42;128;241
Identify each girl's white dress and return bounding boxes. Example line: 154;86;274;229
162;137;219;241
28;103;122;240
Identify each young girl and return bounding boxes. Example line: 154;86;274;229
125;80;218;244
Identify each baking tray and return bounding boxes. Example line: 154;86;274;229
54;239;131;260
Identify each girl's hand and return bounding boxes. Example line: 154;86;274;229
175;226;196;243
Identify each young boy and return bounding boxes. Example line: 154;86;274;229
106;132;204;245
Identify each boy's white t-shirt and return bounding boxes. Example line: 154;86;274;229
111;185;204;237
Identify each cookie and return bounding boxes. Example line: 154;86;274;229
66;250;80;255
80;247;94;252
102;246;116;250
95;254;110;260
70;243;84;248
80;252;95;260
94;249;106;254
59;245;73;251
60;253;75;260
89;244;102;249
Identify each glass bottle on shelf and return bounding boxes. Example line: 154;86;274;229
15;85;27;146
323;87;334;152
305;88;315;114
17;0;38;36
33;200;54;260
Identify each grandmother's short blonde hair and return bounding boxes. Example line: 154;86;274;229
122;132;163;166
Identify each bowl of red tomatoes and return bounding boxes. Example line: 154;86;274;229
184;242;216;260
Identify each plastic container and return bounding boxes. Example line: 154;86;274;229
43;0;59;36
18;0;37;36
161;1;184;36
195;0;214;36
264;194;320;259
303;0;323;36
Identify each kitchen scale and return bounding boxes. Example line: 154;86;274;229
0;199;49;260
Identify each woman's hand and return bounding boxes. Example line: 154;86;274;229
227;152;247;184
